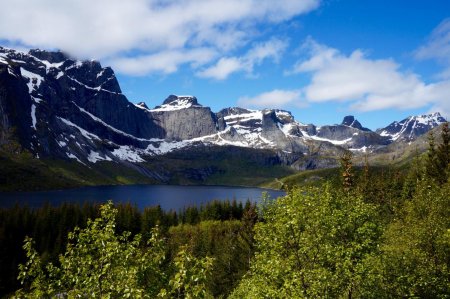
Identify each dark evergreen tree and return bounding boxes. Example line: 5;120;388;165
436;122;450;184
340;150;354;192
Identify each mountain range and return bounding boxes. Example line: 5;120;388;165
0;47;447;189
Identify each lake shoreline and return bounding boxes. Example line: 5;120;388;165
0;180;283;194
0;184;286;211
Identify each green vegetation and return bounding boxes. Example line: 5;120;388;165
1;123;449;297
0;200;254;296
14;202;213;298
0;152;157;192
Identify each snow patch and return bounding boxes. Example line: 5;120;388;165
66;152;85;164
31;104;37;129
87;150;112;163
32;96;43;103
111;145;145;162
146;140;191;155
57;117;101;141
56;71;64;79
278;122;295;137
151;101;199;112
96;69;105;78
224;110;262;123
301;130;352;145
350;146;368;153
7;66;18;77
21;67;44;93
67;76;119;94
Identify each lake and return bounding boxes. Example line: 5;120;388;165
0;185;285;211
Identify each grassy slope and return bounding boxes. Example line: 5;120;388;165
0;151;156;192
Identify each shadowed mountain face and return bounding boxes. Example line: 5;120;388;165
0;47;447;180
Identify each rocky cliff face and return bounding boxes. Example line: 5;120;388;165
0;47;447;177
141;95;219;141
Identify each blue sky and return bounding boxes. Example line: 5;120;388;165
1;0;449;129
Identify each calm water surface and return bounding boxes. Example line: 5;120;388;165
0;185;285;211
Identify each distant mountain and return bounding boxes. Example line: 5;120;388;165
377;113;446;142
0;46;447;187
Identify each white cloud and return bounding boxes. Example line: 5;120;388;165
415;18;450;79
196;57;243;80
0;0;319;75
238;89;302;109
197;38;288;80
289;39;450;118
111;48;217;76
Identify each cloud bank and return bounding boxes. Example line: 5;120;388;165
0;0;319;75
238;89;302;108
243;36;450;118
197;39;288;80
241;38;449;117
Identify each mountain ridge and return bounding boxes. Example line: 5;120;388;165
0;46;447;188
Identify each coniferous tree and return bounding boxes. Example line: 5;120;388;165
436;122;450;184
425;130;440;181
340;150;354;192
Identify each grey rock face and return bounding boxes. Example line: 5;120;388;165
149;107;218;140
147;95;218;140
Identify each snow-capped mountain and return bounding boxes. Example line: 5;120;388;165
377;113;446;142
0;47;447;179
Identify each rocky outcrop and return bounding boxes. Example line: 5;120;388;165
341;115;370;131
148;95;218;141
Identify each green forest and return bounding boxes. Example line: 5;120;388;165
1;123;449;298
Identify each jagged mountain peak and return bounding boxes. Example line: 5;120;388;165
341;115;370;131
152;95;202;112
341;115;358;127
28;48;68;64
163;94;198;105
377;112;446;141
0;46;121;94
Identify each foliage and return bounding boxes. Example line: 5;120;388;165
158;245;214;299
364;180;450;298
13;202;213;298
426;122;450;184
230;186;382;298
168;219;255;297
